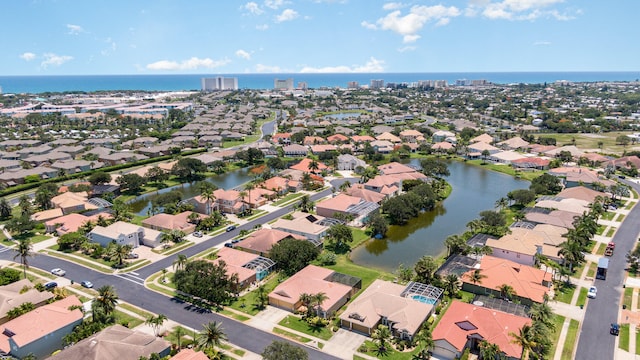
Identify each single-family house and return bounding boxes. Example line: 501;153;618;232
556;186;608;203
315;193;380;226
339;279;439;341
511;157;550;170
432;130;456;143
211;247;275;288
271;132;292;145
310;144;337;155
45;212;112;235
212;189;249;214
88;221;163;248
303;136;325;145
469;133;494;144
336;154;367;171
370;140;394;154
327;134;349;144
461;255;552;305
0;296;83;360
282;144;308;157
142;211;206;233
170;349;209;360
399;129;425;143
432;301;531;360
376;132;402;144
270;211;330;242
524;209;578;229
0;279;54;324
49;324;171;360
50;191;99;214
234;228;306;256
497;136;529;150
269;265;361;318
289;158;328;174
242;188;276;209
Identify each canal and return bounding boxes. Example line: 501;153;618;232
349;160;529;272
128;168;254;216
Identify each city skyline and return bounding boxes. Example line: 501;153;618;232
2;0;638;76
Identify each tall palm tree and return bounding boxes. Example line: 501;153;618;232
244;182;256;209
479;340;504;360
297;195;314;213
13;238;34;279
469;269;486;285
146;314;168;336
109;243;133;267
201;187;216;215
557;240;584;272
308;159;320;173
495;197;509;210
444;274;461;298
298;293;314;318
197;321;228;351
174;326;185;350
371;324;392;353
413;328;434;359
510;324;537;360
529;303;554;328
313;292;329;316
498;284;516;301
173;254;188;271
95;285;119;317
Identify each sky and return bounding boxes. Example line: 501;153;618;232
1;0;638;75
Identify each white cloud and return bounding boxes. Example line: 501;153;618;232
299;57;385;73
256;24;270;30
255;64;282;72
41;53;73;68
66;24;84;35
397;46;416;52
470;0;575;21
101;37;117;56
366;5;461;43
236;49;251;60
243;2;263;15
146;57;231;71
383;2;405;11
275;9;298;22
534;40;551;45
265;0;288;9
19;52;36;61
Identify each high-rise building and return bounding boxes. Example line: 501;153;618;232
201;77;238;91
347;81;359;89
370;79;385;89
297;82;308;90
274;78;294;90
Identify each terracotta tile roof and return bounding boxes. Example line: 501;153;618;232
470;133;494;144
0;296;83;352
377;162;418;175
170;349;209;360
556;186;608;203
327;134;349;143
142;211;205;231
432;300;531;359
351;135;375;143
316;193;363;212
432;142;454;150
0;279;54;319
212;247;261;284
345;185;386;203
289;158;328;173
462;255;551;303
237;228;304;254
213;188;241;201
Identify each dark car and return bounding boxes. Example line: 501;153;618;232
226;225;236;232
611;323;620;336
44;282;57;290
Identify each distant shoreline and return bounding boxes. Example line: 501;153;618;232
1;71;638;94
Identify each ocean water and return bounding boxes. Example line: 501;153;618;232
0;72;638;94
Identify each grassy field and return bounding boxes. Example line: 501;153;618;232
586;262;598;278
551;314;566;357
606;227;617;237
554;282;576;304
561;319;580;360
624;287;634;309
576;287;588;307
464;159;541;181
595;243;607;256
620;323;631;351
636;328;640;355
278;315;334;341
531;131;638;155
273;327;312;343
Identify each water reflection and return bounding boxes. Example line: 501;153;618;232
350;160;528;272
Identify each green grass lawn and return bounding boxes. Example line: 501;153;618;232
555;282;576;304
606;227;617;237
636;328;640;355
586;262;598;278
278;315;334;341
576;287;588;307
551;315;566;358
620;323;631;351
152;240;194;255
273;327;312;343
464;159;541;181
227;274;281;315
118;303;154;319
222;135;260;149
601;212;616;221
242;209;268;221
624;287;634;309
273;193;305;206
596;225;606;236
531;131;633;154
115;310;144;328
595;243;607;256
616;214;627;222
561;319;580;360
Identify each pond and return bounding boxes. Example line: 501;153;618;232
128;168;254;216
322;112;364;120
349;160;529;272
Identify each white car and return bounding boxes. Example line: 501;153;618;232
51;268;66;277
587;286;597;299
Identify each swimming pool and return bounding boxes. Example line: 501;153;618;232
411;294;437;305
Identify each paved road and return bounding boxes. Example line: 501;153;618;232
0;177;356;359
575;181;640;360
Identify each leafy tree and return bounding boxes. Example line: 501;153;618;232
0;268;22;285
616;135;631;146
18;195;33;217
5;215;35;234
111;200;133;222
174;260;239;307
34;183;59;210
116;173;146;194
267;157;287;170
507;189;536;207
197;321;228;351
13;238;34;279
325;224;354;252
254;284;269;310
269;238;320;276
171;158;206;180
261;340;309;360
529;173;562;195
0;198;11;219
366;212;388;238
88;171;112;185
420;158;450;177
145;166;170;184
57;232;88;252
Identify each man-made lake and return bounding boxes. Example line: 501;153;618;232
323;112;364;120
349;160;529;272
129;168;253;216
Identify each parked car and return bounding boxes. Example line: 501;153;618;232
226;225;236;232
44;281;57;290
80;281;93;289
587;286;597;299
611;323;620;335
126;253;139;259
193;231;203;238
51;268;66;276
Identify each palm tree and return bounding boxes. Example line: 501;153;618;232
529;303;554;328
244;182;256;209
174;326;185;350
557;240;584;272
255;285;268;310
371;324;392;353
498;284;516;301
510;324;537;360
197;321;228;351
201;187;217;215
146;314;168;336
479;340;504;360
469;269;486;285
339;181;351;192
308;159;320;173
495;197;509;210
95;285;119;317
481;149;491;164
173;254;188;271
413;328;434;359
444;234;466;257
109;243;133;267
13;238;34;279
297;195;314;213
313;292;329;317
298;293;314;318
443;274;461;298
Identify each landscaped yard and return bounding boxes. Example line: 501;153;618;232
278;315;334;341
576;287;588;307
550;315;566;357
595;243;607;256
624;287;634;309
357;340;422;360
600;212;616;221
561;319;580;360
115;310;144;329
227;274;281;316
606;227;617;237
554;282;576;304
620;323;631;351
586;262;598;278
